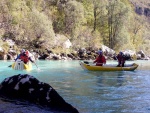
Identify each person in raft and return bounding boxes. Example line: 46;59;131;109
93;51;106;66
116;51;126;67
15;49;34;64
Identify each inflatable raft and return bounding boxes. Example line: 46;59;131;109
80;61;138;71
12;59;32;71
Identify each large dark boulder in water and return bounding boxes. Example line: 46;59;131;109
0;74;79;113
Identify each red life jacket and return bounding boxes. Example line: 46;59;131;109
94;55;106;66
20;53;29;64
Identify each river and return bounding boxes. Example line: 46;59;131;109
0;60;150;113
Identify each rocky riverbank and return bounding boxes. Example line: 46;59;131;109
0;45;149;61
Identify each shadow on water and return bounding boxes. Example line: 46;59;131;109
0;97;55;113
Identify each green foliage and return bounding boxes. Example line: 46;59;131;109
26;0;33;10
64;1;85;39
1;42;9;53
0;0;149;53
92;0;134;51
81;0;94;26
114;26;135;51
1;0;55;49
23;9;55;48
53;7;65;33
7;0;30;24
0;39;3;47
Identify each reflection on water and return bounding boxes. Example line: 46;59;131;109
0;60;150;113
94;72;125;87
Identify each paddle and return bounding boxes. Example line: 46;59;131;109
83;61;89;64
8;65;12;67
33;61;40;70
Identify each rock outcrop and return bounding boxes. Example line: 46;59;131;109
0;74;79;113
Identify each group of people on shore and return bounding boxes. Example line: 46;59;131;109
93;50;126;67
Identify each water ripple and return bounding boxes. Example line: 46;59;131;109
0;60;150;113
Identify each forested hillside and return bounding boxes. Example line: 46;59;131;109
0;0;150;54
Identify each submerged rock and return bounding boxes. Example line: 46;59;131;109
0;74;79;113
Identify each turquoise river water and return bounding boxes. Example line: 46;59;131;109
0;60;150;113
